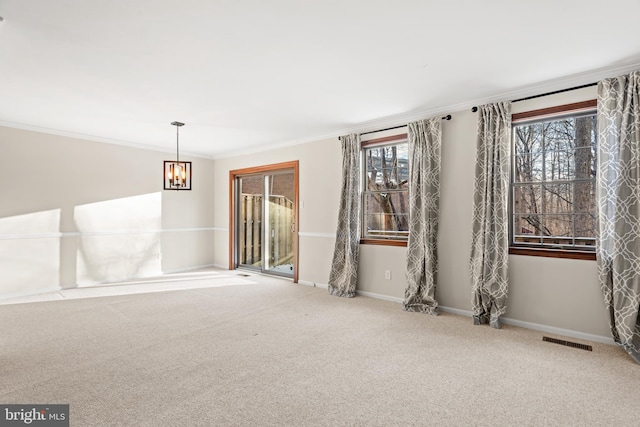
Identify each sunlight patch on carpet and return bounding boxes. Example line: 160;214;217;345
0;270;257;305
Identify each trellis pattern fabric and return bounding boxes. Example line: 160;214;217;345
328;134;361;298
597;71;640;364
404;118;442;315
469;102;511;329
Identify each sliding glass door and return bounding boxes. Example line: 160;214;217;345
264;172;295;275
234;166;297;279
237;175;264;270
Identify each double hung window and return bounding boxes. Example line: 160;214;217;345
510;101;597;257
361;135;409;245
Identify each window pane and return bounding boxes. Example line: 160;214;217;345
513;124;543;183
514;153;543;182
543;214;573;240
513;214;542;243
573;147;595;180
364;191;409;238
365;144;409;191
513;184;541;215
544;148;574;181
542;183;572;215
574;213;596;240
543;119;574;180
574;181;595;213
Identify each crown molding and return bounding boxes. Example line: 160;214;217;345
213;61;640;160
4;62;639;161
0;120;215;159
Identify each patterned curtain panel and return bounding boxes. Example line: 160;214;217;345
597;70;640;364
469;102;512;329
328;134;361;298
404;118;442;315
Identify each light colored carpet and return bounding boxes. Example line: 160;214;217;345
1;270;639;426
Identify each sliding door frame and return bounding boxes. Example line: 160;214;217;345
229;161;299;283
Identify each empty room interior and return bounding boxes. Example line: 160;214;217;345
2;1;640;425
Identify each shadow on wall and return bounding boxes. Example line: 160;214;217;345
0;192;165;299
74;192;162;286
0;209;62;299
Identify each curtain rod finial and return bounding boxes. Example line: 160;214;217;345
471;106;478;113
442;114;452;121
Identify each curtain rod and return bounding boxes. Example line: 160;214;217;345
357;114;452;137
470;82;598;112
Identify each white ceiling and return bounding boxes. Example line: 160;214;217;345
1;0;640;159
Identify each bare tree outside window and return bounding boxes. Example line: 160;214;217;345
363;142;409;240
512;111;596;249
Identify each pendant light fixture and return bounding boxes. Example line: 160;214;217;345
164;121;192;190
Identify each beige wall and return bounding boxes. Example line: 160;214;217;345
214;85;610;341
438;86;608;339
2;85;608;339
507;88;606;336
212;139;341;285
0;126;215;299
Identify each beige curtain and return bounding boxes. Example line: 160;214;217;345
597;70;640;364
328;134;361;298
469;102;511;329
404;118;442;315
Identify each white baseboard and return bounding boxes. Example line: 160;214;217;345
336;288;616;346
356;290;403;304
71;264;223;289
435;305;614;345
298;280;328;289
437;306;472;317
163;264;219;274
0;286;63;303
498;316;615;345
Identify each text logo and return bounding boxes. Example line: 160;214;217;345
0;405;68;427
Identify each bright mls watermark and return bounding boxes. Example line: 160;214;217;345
0;405;68;426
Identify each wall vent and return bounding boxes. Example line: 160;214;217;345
543;336;593;351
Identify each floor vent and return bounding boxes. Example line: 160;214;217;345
543;336;593;351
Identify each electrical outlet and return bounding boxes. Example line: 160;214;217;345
384;270;391;280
